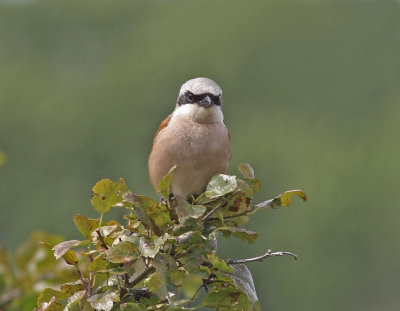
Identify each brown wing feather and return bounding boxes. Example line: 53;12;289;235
153;114;172;143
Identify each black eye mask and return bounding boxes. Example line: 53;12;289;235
177;91;222;107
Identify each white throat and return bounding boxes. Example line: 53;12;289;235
172;104;224;123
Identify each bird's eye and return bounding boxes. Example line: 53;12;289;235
186;92;194;102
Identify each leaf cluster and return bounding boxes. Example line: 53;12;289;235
31;164;306;311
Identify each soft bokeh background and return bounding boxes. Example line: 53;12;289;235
1;0;400;310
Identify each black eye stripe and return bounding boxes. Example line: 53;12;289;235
177;91;221;106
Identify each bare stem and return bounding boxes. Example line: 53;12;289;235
96;230;108;250
77;269;91;296
226;249;298;265
128;266;156;288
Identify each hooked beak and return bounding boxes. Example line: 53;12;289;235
199;95;213;108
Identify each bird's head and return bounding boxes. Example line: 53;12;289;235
174;77;224;123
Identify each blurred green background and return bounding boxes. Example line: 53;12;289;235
1;0;400;310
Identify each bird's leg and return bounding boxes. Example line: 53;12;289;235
160;197;168;206
168;193;175;205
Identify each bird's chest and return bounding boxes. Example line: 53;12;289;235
173;122;224;159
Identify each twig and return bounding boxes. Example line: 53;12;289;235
202;192;238;221
96;229;108;250
77;269;91;296
205;209;251;222
88;253;95;294
190;285;203;303
226;249;298;265
128;266;156;288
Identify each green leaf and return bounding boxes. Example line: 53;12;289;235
157;165;176;198
215;227;258;243
106;241;139;263
87;288;120;311
202;287;253;311
176;201;206;223
37;296;65;311
175;231;206;271
37;288;68;306
152;253;181;301
89;253;114;271
170;269;186;287
73;214;99;239
120;303;148;310
98;224;118;238
205;174;237;198
139;234;168;258
254;189;307;210
144;272;163;291
91;178;127;214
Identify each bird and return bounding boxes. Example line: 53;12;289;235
148;77;231;200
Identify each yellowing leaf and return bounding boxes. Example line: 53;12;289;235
215;227;258;244
73;214;99;239
91;178;127;214
60;281;85;297
89;253;114;271
280;190;307;207
207;254;233;273
254;189;307;210
238;163;255;179
130;194;172;236
61;249;79;266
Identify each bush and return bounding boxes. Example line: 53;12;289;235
0;164;306;311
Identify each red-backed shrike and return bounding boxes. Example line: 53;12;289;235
148;77;231;199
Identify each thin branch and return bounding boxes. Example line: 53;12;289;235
202;192;238;221
96;229;108;250
226;249;298;265
128;266;156;288
190;285;203;302
77;269;91;296
205;209;251;222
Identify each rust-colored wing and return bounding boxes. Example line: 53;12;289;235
153;114;172;143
